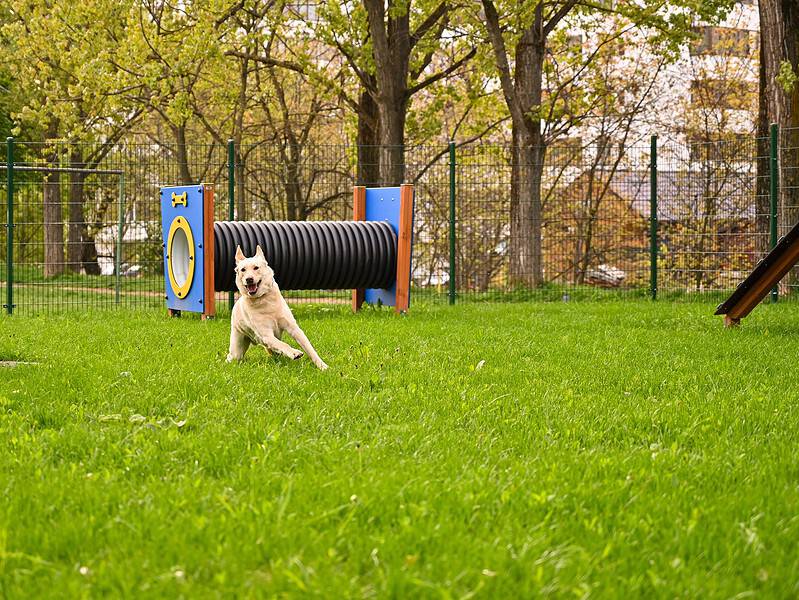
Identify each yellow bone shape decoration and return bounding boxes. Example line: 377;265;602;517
171;191;188;207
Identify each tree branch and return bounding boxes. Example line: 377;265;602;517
480;0;525;125
406;47;476;97
224;50;306;75
410;2;448;50
543;0;580;37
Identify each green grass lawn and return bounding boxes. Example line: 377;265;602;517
1;301;798;598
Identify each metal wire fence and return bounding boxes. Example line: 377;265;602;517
1;129;796;315
655;134;768;301
780;126;799;296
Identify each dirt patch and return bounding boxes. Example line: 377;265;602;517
0;361;40;367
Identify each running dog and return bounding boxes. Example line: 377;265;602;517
226;245;328;370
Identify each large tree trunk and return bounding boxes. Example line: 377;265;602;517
43;150;64;278
509;126;544;287
509;10;546;288
174;124;193;185
378;97;407;186
356;85;380;186
284;139;303;221
364;0;410;187
67;146;100;275
758;0;799;288
755;47;771;259
235;150;246;221
781;0;799;231
482;0;547;288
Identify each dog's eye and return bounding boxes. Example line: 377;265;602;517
253;266;259;270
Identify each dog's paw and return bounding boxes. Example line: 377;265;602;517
316;360;329;371
289;349;304;360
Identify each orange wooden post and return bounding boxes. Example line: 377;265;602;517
202;184;216;320
395;184;414;313
352;186;366;312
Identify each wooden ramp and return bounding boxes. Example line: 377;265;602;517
715;220;799;326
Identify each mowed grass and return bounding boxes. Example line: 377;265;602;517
1;301;798;598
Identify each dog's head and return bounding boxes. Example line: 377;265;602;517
234;245;275;298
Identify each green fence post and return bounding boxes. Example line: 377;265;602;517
449;140;456;305
227;139;236;310
115;173;125;305
5;137;13;315
650;135;658;301
769;123;779;303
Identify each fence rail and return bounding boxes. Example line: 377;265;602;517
1;128;797;316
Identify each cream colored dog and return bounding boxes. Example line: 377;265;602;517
226;245;328;370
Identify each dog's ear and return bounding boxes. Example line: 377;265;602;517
235;245;245;263
255;245;265;260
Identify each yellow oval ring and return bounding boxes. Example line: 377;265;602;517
166;216;195;299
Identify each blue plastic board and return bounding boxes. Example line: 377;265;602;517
160;185;206;313
364;186;409;307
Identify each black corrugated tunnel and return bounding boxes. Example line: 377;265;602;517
213;220;397;291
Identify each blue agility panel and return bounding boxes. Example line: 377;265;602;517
160;185;207;313
364;186;411;307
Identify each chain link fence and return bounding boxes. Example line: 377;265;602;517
1;130;796;315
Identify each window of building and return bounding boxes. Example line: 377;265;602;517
285;2;319;21
566;34;583;52
690;26;750;57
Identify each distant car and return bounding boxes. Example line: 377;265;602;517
121;264;143;277
584;264;626;287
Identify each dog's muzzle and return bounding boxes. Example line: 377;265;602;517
245;278;260;295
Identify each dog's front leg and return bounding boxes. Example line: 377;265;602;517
227;327;251;362
286;325;328;370
256;333;304;361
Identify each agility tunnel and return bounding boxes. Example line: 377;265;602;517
160;184;414;319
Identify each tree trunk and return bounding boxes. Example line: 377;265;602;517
235;150;246;221
80;230;101;275
781;0;799;232
758;0;799;289
174;124;193;185
284;140;302;221
364;0;410;187
509;126;544;287
378;98;406;186
356;86;380;186
43;151;64;278
67;148;86;272
509;12;546;288
755;45;771;259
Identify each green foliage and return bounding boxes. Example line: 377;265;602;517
777;60;798;94
0;0;135;140
2;302;799;596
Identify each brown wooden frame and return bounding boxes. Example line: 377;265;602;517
202;184;216;320
394;184;414;314
352;185;367;312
